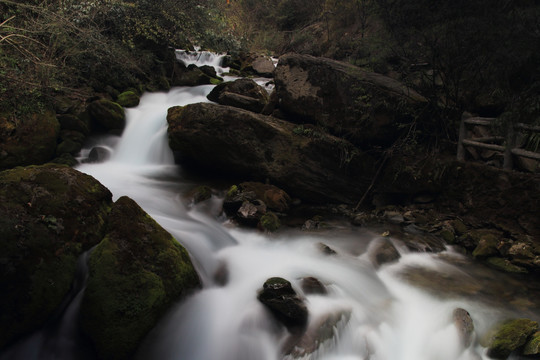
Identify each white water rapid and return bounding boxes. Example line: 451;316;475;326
2;53;538;360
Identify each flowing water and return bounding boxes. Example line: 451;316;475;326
2;53;539;360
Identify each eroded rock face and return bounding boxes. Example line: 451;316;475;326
80;196;201;360
257;277;308;332
167;103;375;204
274;53;427;148
0;164;112;348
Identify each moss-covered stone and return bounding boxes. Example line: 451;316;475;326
80;196;201;360
117;91;140;108
485;257;528;274
523;331;540;356
87;99;126;132
186;185;212;204
56;138;82;156
0;111;60;170
472;232;500;258
487;318;538;359
258;211;281;232
57;114;90;135
0;164;112;348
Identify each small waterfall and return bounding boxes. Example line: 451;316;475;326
3;50;539;360
176;48;229;73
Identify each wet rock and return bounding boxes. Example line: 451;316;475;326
172;63;222;86
453;308;475;348
87;99;126;132
0;111;60;170
523;331;540;356
56;138;82;156
282;311;350;358
186;185;212;204
0;164;112;348
257;277;308;332
250;56;275;77
317;242;337;255
485;257;528;274
116;91;140;108
234;182;291;213
472;232;500;258
85;146;112;164
368;238;401;268
274;53;427;148
486;318;538;359
207;78;269;113
218;91;267;113
237;199;267;226
80;196;201;360
167;103;375;204
301;277;327;295
258;211;281;232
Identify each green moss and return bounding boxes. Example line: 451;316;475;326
487;319;539;359
80;196;200;360
227;184;239;199
523;331;540;356
210;77;223;85
117;91;140;108
439;229;455;243
472;234;499;258
485;257;528;274
259;211;281;232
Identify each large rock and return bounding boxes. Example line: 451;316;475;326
250;56;275;77
167;103;375;204
207;78;269;113
274;53;427;147
171;63;222;87
257;277;308;332
0;164;112;348
80;196;201;360
0;111;60;170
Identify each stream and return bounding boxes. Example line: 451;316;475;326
1;51;539;360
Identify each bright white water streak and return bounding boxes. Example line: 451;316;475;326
2;59;539;360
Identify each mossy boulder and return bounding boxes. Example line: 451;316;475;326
186;185;213;204
486;318;538;359
117;91;140;108
0;111;60;170
172;64;222;87
80;196;201;360
87;99;126;132
0;164;112;348
258;211;281;232
523;331;540;356
167;103;376;204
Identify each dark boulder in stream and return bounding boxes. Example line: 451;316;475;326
0;164;113;348
166;102;375;204
207;78;269;113
257;277;308;332
80;196;201;360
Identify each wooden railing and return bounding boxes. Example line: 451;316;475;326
457;113;540;170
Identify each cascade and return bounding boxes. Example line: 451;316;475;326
2;51;538;360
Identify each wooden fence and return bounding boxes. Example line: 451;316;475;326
457;113;540;170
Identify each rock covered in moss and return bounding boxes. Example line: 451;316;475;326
258;211;281;232
486;318;538;359
257;277;308;332
80;196;201;360
523;331;540;356
0;111;60;170
116;91;140;108
87;99;126;132
186;185;213;204
0;164;112;348
166;103;375;204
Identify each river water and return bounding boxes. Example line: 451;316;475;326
2;52;539;360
